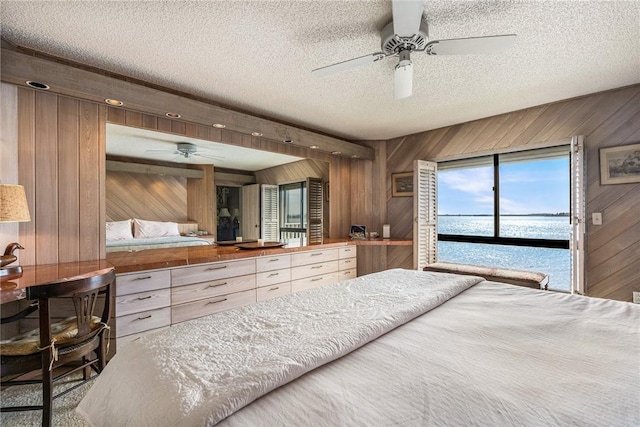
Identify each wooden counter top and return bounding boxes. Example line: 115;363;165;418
0;259;114;304
106;238;412;274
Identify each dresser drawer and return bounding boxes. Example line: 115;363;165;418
171;289;256;324
291;260;339;281
256;268;291;287
339;258;357;270
112;326;169;354
171;259;256;286
256;254;291;273
291;272;338;293
116;270;171;296
338;269;357;281
256;282;291;302
114;307;171;338
115;288;171;317
291;249;338;266
339;246;357;259
171;274;255;305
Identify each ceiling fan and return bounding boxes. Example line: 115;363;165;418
144;143;225;161
311;0;516;100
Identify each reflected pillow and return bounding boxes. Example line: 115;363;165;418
106;219;133;241
133;218;180;238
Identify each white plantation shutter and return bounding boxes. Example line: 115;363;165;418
261;184;279;241
570;136;586;294
413;159;438;270
306;177;323;244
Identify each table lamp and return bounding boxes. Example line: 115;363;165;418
0;184;31;279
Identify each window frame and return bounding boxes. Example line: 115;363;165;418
438;148;570;250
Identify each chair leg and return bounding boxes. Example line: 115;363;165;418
83;356;91;380
42;366;53;427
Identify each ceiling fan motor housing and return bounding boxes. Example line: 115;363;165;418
177;142;198;157
381;20;429;55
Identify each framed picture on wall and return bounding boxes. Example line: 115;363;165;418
599;142;640;185
392;172;413;197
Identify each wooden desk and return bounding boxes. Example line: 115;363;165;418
0;260;114;304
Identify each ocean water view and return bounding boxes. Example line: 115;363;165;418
438;215;571;292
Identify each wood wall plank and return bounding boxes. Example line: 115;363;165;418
78;101;101;261
17;88;36;265
57;96;80;262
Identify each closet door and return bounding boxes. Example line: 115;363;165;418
241;184;260;240
306;177;323;244
413;159;438;270
570;135;586;295
261;184;279;241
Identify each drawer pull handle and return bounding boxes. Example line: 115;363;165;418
311;265;322;269
268;272;279;277
135;276;152;280
311;277;323;282
268;286;280;291
207;282;228;288
207;298;228;305
136;315;152;320
311;253;323;256
206;265;228;271
137;296;152;300
268;258;280;262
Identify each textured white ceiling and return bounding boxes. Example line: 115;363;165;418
1;1;639;141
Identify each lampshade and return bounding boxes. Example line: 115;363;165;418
0;184;31;223
219;208;231;218
231;208;240;218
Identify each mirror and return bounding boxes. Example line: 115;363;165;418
105;124;329;252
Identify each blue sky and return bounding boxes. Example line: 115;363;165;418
438;157;569;215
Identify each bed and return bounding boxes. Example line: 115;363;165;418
76;269;640;426
106;218;211;252
106;236;211;252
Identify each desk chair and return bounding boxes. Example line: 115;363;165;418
0;269;114;427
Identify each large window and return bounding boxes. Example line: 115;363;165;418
279;181;307;238
437;147;571;291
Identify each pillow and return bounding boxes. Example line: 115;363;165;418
106;219;133;241
133;218;180;238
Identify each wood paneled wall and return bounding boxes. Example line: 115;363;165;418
381;85;640;301
105;171;188;222
5;85;356;264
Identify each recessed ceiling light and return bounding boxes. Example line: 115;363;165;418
351;154;360;159
26;81;50;90
283;138;293;144
251;132;263;137
166;112;181;118
105;98;123;106
331;151;342;155
212;123;226;128
310;145;320;150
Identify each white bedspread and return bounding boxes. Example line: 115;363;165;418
105;236;210;252
220;281;640;427
77;269;481;426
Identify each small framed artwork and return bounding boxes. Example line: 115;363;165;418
349;225;366;240
599;143;640;185
392;172;413;197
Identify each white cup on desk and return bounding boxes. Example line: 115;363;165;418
257;239;264;246
236;236;243;242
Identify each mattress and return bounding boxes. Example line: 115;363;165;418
105;236;211;252
76;269;640;426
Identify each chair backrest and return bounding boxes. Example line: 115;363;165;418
27;269;115;348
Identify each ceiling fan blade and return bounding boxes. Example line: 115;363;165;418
312;52;387;77
144;149;179;154
392;0;424;38
394;60;413;100
425;34;517;56
194;153;225;160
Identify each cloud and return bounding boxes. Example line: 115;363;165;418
439;169;493;193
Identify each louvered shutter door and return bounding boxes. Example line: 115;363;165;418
261;184;279;241
306;177;323;244
570;136;586;294
413;159;438;270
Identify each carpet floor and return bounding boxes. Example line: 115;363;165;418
0;374;93;427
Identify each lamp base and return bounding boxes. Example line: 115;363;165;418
0;265;23;281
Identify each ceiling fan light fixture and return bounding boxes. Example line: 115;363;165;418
394;51;413;100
